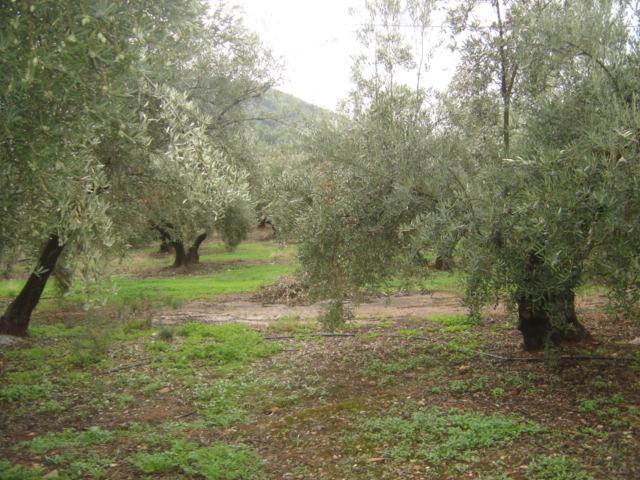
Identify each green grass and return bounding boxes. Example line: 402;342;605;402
0;241;297;310
0;262;295;308
198;241;294;263
421;271;466;293
2;321;280;479
356;407;541;465
526;455;593;480
30;323;88;337
148;323;283;425
376;270;465;295
129;439;264;479
109;263;295;305
0;278;26;300
20;426;114;454
428;313;476;332
113;241;295;273
0;380;55;402
169;323;281;365
0;461;43;480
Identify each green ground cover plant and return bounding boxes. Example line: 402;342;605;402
129;440;264;479
356;407;542;465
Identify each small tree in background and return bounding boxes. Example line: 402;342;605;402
267;0;441;324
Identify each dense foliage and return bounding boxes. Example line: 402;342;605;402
0;0;275;334
268;0;640;349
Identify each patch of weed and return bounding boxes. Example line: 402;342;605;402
158;326;175;341
491;387;505;398
88;391;135;410
269;315;309;334
448;377;490;394
526;455;593;480
4;346;57;365
429;334;482;363
20;426;114;454
30;323;87;338
357;407;541;464
498;372;541;388
46;451;114;479
578;394;628;425
428;314;476;333
67;334;111;368
588;377;610;390
121;317;152;334
397;328;421;337
359;352;435;385
0;380;54;402
129;439;264;479
195;379;247;426
577;427;608;439
0;461;42;480
169;323;281;365
35;399;71;414
318;301;353;331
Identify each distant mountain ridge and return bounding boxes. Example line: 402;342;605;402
246;88;334;145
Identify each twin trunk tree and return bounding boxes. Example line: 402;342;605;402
153;225;207;267
0;235;65;336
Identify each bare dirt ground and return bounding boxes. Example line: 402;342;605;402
152;291;607;330
2;286;638;479
153;292;471;328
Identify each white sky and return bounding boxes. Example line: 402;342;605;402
228;0;459;111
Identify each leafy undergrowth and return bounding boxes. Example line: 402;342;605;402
0;319;284;479
129;439;263;479
354;406;542;464
1;242;639;478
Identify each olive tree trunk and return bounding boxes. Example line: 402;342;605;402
0;235;64;336
171;240;187;267
172;233;207;267
186;233;207;264
517;289;588;351
434;256;450;271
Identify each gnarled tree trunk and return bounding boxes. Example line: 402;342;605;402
258;217;276;237
172;241;188;267
434;256;450;271
172;233;207;267
153;224;207;268
152;223;174;253
517;288;588;351
186;233;207;264
0;235;65;336
516;252;588;350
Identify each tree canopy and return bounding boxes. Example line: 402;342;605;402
268;0;640;350
0;0;276;334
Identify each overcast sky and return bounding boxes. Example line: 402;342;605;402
228;0;459;110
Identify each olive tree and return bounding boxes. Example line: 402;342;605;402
0;0;257;335
148;3;278;266
429;0;640;349
267;0;441;313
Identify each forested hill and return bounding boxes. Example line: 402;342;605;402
247;89;334;145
